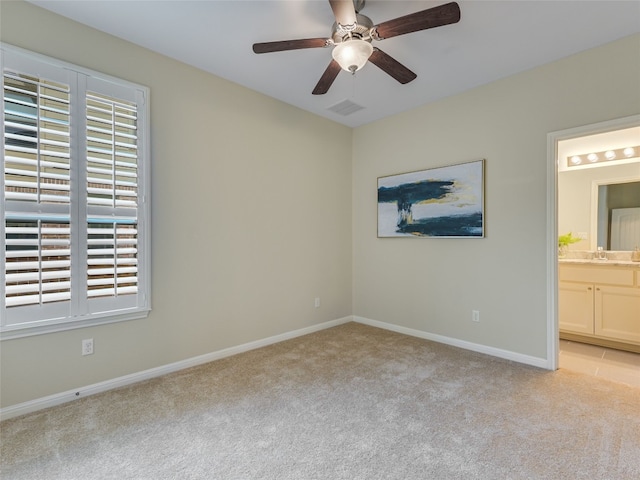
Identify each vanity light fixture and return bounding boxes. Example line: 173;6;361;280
567;145;640;168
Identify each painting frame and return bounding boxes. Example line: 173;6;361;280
377;159;485;238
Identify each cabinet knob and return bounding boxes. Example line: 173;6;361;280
588;287;592;291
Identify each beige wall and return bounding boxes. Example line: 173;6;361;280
2;0;639;410
352;34;640;359
0;1;353;408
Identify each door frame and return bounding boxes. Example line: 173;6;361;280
546;114;640;370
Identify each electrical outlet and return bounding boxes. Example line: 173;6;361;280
314;297;321;308
472;310;480;322
82;338;94;356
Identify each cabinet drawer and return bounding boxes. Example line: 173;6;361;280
559;265;634;286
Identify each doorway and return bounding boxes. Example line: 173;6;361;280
547;114;640;382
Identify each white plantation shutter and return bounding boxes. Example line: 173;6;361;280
4;72;71;205
1;44;150;338
4;73;72;309
84;85;141;313
5;218;71;307
86;92;138;209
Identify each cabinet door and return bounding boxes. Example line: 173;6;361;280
559;282;594;334
595;285;640;344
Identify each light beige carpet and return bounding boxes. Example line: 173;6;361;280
1;322;639;479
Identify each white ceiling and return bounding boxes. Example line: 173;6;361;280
27;0;640;128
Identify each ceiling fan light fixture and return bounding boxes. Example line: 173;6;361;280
332;39;373;74
253;1;462;94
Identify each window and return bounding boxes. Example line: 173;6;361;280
1;44;150;338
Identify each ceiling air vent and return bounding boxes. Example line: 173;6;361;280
327;99;365;116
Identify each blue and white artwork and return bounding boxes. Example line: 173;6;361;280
377;160;484;238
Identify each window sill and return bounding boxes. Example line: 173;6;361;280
0;308;151;340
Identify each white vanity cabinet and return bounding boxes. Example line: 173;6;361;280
595;284;640;343
559;262;640;351
558;281;595;335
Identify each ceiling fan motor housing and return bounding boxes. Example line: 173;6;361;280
331;13;375;44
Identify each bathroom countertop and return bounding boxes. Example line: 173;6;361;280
559;258;640;267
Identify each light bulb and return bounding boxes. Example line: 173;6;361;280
587;153;598;163
604;150;616;160
332;39;373;74
623;147;635;157
570;156;582;165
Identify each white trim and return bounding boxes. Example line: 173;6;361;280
546;128;560;371
0;316;352;421
353;316;550;369
546;114;640;373
0;308;151;340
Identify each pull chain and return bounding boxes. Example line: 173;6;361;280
351;71;358;102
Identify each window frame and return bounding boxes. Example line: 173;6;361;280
1;43;151;340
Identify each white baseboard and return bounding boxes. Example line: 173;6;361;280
1;315;550;420
353;316;550;370
0;316;353;421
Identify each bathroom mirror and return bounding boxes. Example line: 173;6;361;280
594;180;640;250
558;162;640;252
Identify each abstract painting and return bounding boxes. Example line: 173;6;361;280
378;160;485;238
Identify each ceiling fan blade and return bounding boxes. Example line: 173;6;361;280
312;60;342;95
329;0;357;27
368;48;417;84
374;2;460;40
252;38;328;54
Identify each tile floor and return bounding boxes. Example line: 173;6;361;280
559;339;640;387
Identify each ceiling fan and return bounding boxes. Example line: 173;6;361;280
252;0;461;95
